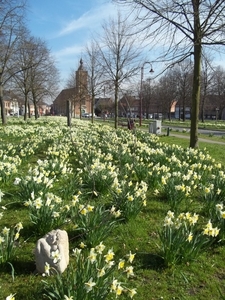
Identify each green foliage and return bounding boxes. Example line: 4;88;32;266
42;244;136;300
1;117;225;300
158;211;219;267
25;192;69;235
0;222;23;264
70;201;121;247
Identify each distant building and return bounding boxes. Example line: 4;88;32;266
53;59;91;117
118;95;139;117
2;90;20;116
95;97;114;117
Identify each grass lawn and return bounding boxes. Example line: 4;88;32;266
1;117;225;300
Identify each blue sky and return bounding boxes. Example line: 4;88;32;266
26;0;225;92
26;0;119;89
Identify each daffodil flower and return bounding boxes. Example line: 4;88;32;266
84;277;96;293
95;241;105;254
79;242;86;249
43;262;50;276
6;294;16;300
0;236;5;244
118;259;125;269
127;251;136;263
104;249;114;262
51;249;61;263
87;248;97;263
64;295;73;300
2;227;10;235
128;288;137;298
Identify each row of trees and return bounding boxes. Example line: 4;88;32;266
66;12;143;128
0;0;59;124
112;0;225;148
65;0;225;147
1;0;225;148
141;61;225;122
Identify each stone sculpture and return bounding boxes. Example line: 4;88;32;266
35;229;69;275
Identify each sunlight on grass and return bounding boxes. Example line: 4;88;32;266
0;116;225;299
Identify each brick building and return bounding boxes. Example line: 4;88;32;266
53;59;91;117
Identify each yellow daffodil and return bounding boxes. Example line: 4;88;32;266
95;241;105;254
128;288;137;298
104;249;115;262
187;232;193;242
15;222;23;232
50;249;61;263
64;295;73;300
116;285;123;296
84;277;96;293
127;251;136;263
88;248;97;263
97;267;105;277
2;227;10;235
79;242;86;249
6;294;16;300
125;266;134;278
118;259;125;269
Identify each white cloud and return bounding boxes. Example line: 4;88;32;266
58;2;118;37
54;44;84;58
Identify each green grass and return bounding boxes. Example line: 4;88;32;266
159;134;225;164
1;118;225;300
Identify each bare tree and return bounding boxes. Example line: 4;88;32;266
174;61;193;121
157;71;177;121
114;0;225;147
65;68;81;118
29;41;59;119
96;11;142;129
0;0;26;124
84;40;105;123
13;35;60;120
210;66;225;119
200;55;214;122
65;69;76;89
142;79;154;119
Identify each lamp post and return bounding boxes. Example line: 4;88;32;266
140;62;154;126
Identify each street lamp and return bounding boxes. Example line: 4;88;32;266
140;62;154;126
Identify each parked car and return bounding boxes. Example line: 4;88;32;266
82;113;97;118
82;113;91;118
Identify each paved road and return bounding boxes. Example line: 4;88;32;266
169;133;225;145
162;126;225;145
164;126;225;136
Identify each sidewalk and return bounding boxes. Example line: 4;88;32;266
170;133;225;145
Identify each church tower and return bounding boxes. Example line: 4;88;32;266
53;58;91;117
76;58;88;100
75;58;90;115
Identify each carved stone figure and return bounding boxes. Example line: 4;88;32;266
35;229;69;275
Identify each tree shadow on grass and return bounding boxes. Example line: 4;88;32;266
136;252;165;271
0;259;36;275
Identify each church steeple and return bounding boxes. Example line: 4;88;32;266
78;58;84;70
76;58;88;96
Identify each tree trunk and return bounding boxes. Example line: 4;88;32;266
28;102;31;118
182;102;186;122
0;77;7;125
190;0;201;148
114;80;119;129
34;101;39;119
91;94;95;124
201;96;205;123
24;94;28;121
190;43;201;148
